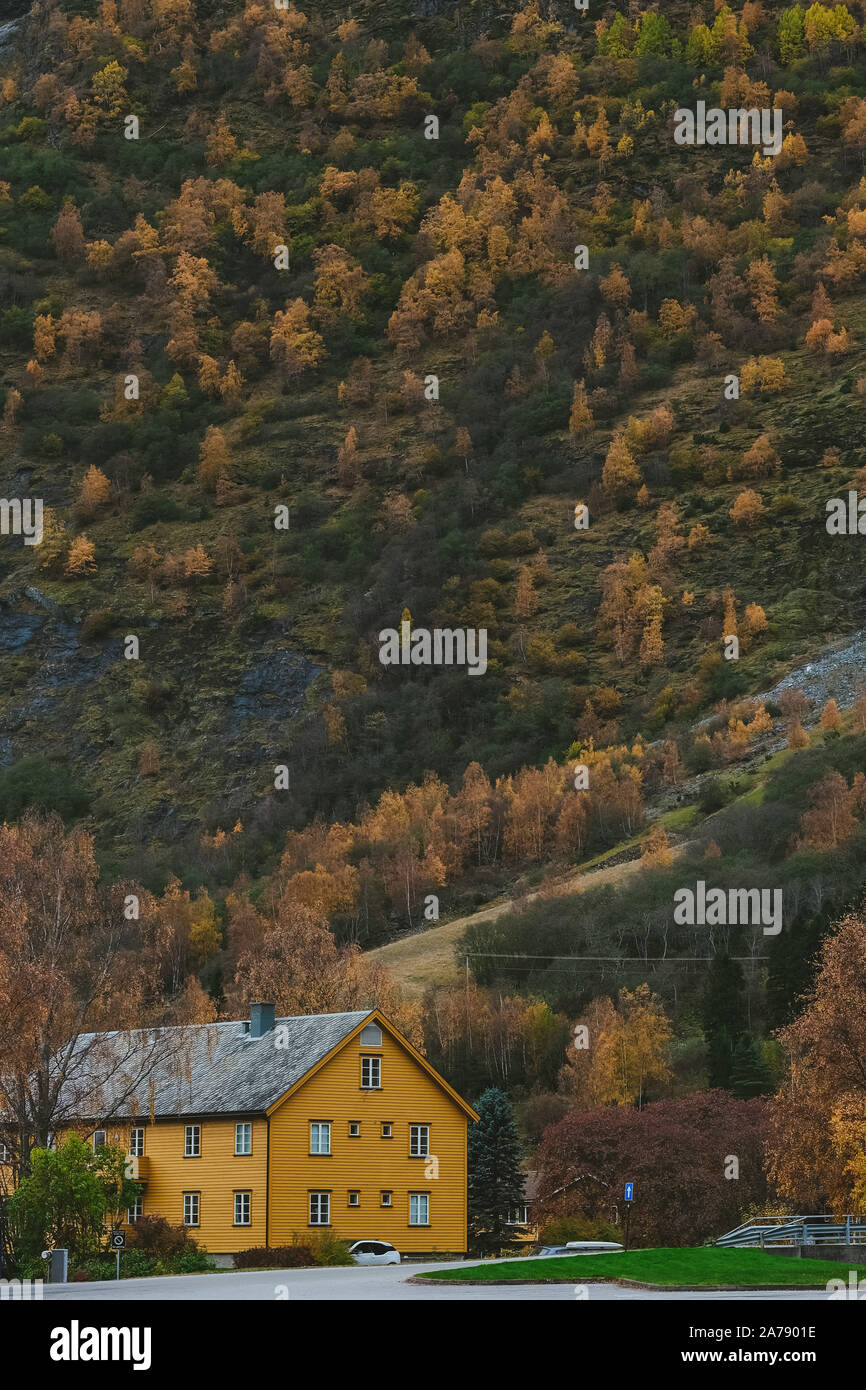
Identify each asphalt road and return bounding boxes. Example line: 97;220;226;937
41;1256;832;1301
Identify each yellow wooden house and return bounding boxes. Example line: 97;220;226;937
64;1005;478;1258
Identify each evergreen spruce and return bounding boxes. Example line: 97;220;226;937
468;1088;525;1254
730;1035;774;1099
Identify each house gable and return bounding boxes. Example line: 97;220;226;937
265;1010;479;1122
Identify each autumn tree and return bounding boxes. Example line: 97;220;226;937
184;543;213;581
564;984;672;1110
730;489;765;527
639;615;665;666
568;379;593;442
514;565;538;620
794;770;860;851
313;243;368;326
768;904;866;1209
537;1093;770;1246
76;464;111;519
66;535;96;575
0;814;184;1177
602;434;641;497
337;425;360;486
51;201;85;263
225;895;419;1041
820;697;842;733
198;425;231;492
746;255;781;322
640;824;673;866
270;298;325;382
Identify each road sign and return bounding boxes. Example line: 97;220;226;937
624;1182;634;1203
110;1230;126;1250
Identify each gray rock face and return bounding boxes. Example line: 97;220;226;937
24;585;62;615
229;646;322;743
755;629;866;715
0;611;42;651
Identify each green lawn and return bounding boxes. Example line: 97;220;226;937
418;1247;866;1288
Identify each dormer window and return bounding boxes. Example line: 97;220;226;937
359;1023;382;1046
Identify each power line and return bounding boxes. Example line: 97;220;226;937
464;953;768;962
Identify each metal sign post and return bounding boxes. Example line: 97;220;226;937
111;1228;125;1281
623;1183;634;1252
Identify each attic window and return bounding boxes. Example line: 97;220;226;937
360;1023;382;1046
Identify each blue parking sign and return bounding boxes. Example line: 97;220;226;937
624;1182;634;1202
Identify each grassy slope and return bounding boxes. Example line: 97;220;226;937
365;833;672;994
418;1246;866;1286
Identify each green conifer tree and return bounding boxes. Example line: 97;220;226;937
468;1088;525;1255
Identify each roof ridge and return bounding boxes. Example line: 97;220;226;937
75;1008;372;1044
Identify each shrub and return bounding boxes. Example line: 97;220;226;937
119;1249;156;1279
699;777;731;814
131;492;188;531
128;1215;200;1261
80;608;115;640
306;1231;354;1266
171;1248;215;1273
0;758;90;822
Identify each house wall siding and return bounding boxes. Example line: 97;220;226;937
132;1116;268;1253
268;1032;468;1253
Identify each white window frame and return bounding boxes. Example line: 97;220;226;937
235;1122;252;1156
184;1124;201;1157
310;1122;331;1155
0;1143;10;1164
410;1124;430;1157
381;1122;392;1138
381;1191;392;1207
92;1130;107;1151
507;1205;530;1226
409;1193;429;1226
348;1191;360;1207
128;1195;143;1223
348;1122;360;1137
183;1193;200;1227
361;1055;381;1089
309;1192;330;1226
129;1128;144;1157
234;1191;251;1226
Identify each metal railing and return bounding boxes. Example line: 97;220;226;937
716;1214;866;1248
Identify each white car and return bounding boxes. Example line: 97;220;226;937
349;1240;401;1266
538;1241;624;1256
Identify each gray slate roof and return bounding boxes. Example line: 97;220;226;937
59;1011;373;1121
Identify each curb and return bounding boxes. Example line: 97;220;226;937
408;1275;830;1291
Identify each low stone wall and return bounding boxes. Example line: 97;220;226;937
764;1244;866;1263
